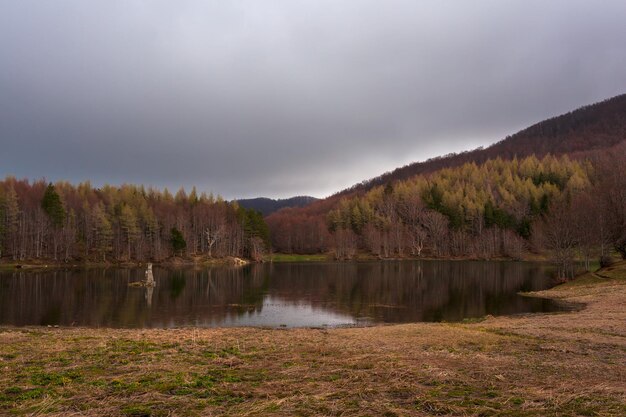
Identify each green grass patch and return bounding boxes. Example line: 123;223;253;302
121;403;164;417
559;273;605;287
266;253;329;262
554;395;626;417
559;261;626;288
460;317;486;324
30;369;82;386
599;261;626;280
2;386;47;401
109;339;161;355
201;345;242;359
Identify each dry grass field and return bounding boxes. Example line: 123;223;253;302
1;262;625;416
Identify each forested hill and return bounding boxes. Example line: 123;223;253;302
342;93;626;195
266;94;626;259
235;196;318;216
266;93;626;222
267;144;626;264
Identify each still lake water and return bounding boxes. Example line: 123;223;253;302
0;261;563;328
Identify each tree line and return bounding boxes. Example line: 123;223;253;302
1;147;624;276
268;149;626;277
0;180;270;263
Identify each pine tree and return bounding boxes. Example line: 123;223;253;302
41;183;66;228
170;227;187;256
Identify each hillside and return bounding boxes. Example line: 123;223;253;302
235;196;318;216
344;93;626;195
266;94;626;256
268;94;626;225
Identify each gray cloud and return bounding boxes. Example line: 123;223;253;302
1;0;625;198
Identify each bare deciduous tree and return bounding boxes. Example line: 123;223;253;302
422;210;449;257
331;228;358;260
535;200;578;280
205;223;225;258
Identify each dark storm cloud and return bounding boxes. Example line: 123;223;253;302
1;1;625;198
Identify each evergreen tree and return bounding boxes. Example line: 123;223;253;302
238;208;270;256
170;227;187;256
484;200;496;228
41;183;66;228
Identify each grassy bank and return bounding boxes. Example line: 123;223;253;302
1;263;625;416
265;251;619;264
265;253;331;262
265;252;541;263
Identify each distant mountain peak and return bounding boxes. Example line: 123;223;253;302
235;196;318;216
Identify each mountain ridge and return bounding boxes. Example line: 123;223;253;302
266;93;626;252
235;196;319;216
339;93;626;196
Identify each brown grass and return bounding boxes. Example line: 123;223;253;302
1;262;625;416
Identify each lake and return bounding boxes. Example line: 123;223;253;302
0;261;564;328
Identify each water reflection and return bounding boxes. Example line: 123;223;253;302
145;285;154;308
0;261;561;328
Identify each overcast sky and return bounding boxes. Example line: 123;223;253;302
1;1;625;199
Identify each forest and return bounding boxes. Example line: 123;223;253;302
1;145;624;277
268;147;626;277
263;95;626;270
0;180;270;263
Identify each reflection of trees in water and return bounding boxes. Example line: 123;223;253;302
0;262;557;327
145;286;154;308
264;261;556;322
0;266;267;327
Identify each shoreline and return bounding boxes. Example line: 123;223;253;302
0;256;252;271
1;262;624;415
0;253;556;270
